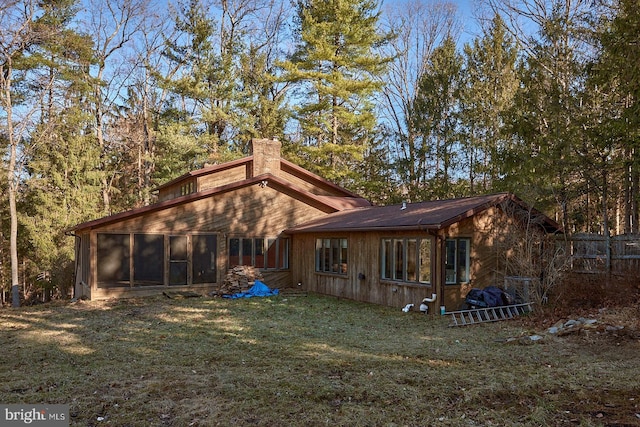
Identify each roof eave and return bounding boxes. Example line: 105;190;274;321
284;224;442;234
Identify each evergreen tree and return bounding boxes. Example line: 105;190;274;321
281;0;391;187
411;37;464;200
1;0;92;305
460;14;518;193
591;0;640;233
236;45;289;152
500;6;585;232
20;1;100;299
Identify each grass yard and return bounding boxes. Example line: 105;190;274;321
0;293;639;426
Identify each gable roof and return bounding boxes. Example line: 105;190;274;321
285;193;562;234
70;174;371;232
153;155;364;199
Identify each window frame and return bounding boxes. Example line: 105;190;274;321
380;237;432;285
445;237;471;285
315;238;348;275
228;236;290;270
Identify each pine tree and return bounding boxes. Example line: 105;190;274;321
236;45;288;152
20;0;100;299
1;0;93;305
281;0;391;187
411;37;464;200
460;14;518;193
500;7;585;232
592;0;640;233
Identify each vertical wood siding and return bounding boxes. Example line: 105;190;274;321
292;207;532;311
84;183;331;299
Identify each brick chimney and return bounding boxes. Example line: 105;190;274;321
251;138;281;177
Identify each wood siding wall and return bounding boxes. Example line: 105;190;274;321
198;165;250;193
82;183;331;299
279;163;351;197
157;178;197;202
290;231;440;311
291;207;527;311
443;207;519;310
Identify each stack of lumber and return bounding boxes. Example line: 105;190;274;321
212;266;264;296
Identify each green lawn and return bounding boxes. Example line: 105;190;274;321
1;294;638;426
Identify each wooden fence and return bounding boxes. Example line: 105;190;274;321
563;234;640;274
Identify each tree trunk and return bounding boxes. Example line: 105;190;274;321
3;63;21;307
602;167;611;274
9;165;20;308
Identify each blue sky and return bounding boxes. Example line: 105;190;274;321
382;0;484;46
455;0;483;45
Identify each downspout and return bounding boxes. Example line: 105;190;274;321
438;231;447;312
426;227;445;314
419;292;438;314
422;293;437;302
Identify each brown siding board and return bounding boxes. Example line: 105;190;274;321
279;169;337;196
198;165;249;193
293;231;437;309
87;183;325;298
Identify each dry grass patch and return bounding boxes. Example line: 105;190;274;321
1;294;638;426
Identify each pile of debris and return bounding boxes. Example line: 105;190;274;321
546;317;599;336
211;266;264;297
505;316;640;345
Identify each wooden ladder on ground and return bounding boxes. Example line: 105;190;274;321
447;302;534;327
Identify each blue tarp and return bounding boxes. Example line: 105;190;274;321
223;280;279;299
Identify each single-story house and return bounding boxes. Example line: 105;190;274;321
285;193;561;310
69;138;561;311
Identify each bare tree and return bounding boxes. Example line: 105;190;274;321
83;0;152;214
482;0;595;59
378;0;461;200
0;0;58;306
497;200;570;306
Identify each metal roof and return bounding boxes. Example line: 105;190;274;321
285;193;562;234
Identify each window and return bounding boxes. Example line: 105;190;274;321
381;237;432;285
180;181;194;196
133;234;164;286
382;239;392;280
242;238;253;266
96;232;218;288
193;235;217;284
394;239;404;280
445;238;470;285
254;238;265;268
229;237;289;270
97;234;130;286
267;237;289;270
229;238;241;266
315;238;347;274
